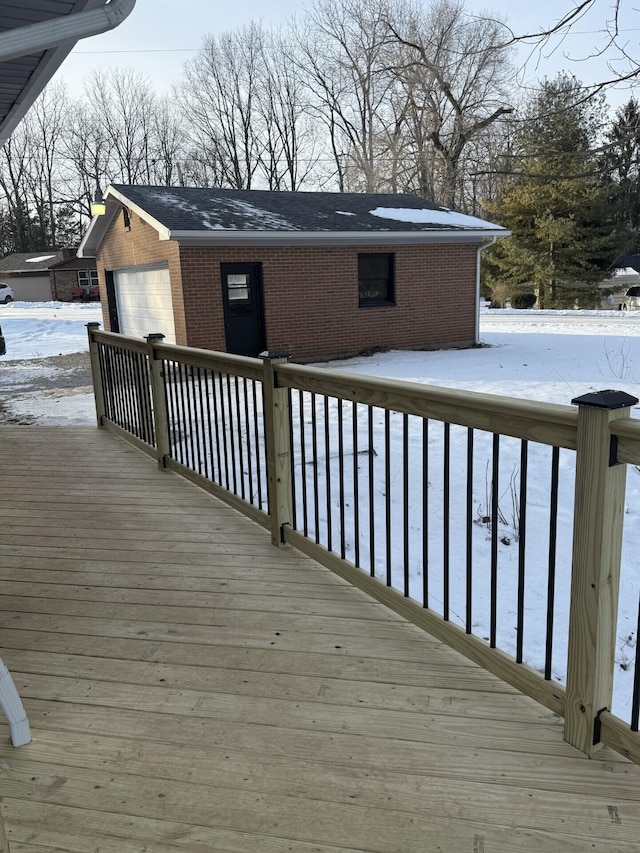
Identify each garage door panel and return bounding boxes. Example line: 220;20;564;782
114;266;175;344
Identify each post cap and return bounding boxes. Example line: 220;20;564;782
571;390;639;409
86;321;101;329
146;333;165;341
260;350;290;360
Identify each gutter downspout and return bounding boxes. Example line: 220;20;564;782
475;236;497;345
0;0;137;63
0;658;31;747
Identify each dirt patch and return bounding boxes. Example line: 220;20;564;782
0;351;92;424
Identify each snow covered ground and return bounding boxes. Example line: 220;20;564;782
1;301;639;720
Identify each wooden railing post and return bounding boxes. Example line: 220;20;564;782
87;322;105;427
261;351;292;547
146;333;170;469
565;389;638;755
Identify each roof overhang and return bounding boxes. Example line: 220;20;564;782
168;230;507;246
78;185;509;256
0;1;136;147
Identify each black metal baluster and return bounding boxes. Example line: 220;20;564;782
243;378;254;505
368;406;375;577
423;418;429;608
114;348;129;431
226;375;238;495
631;592;640;732
289;388;297;529
218;370;230;491
490;433;500;648
516;440;529;663
324;396;332;553
352;401;360;569
299;390;308;536
211;370;223;487
338;399;346;559
545;446;560;679
312;393;320;544
190;367;203;475
234;375;246;499
403;413;409;597
194;367;207;476
466;427;474;633
167;360;180;461
183;363;197;469
203;369;214;481
177;362;189;466
252;380;264;509
161;358;173;459
385;409;391;587
443;422;451;620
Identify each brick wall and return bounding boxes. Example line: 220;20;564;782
96;207;480;361
50;269;76;301
178;242;480;361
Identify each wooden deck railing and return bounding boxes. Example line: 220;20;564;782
87;323;640;764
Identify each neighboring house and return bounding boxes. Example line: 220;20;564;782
49;253;99;301
79;185;508;362
0;250;99;302
0;251;66;301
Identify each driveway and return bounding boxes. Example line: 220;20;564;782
0;351;93;424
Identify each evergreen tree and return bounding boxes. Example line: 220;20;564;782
485;74;614;308
599;98;640;255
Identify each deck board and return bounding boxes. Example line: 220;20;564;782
0;426;639;852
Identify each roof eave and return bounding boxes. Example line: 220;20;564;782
167;229;509;247
78;185;171;257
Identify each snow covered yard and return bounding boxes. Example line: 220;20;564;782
2;302;639;719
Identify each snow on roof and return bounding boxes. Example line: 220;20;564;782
79;185;509;256
369;207;502;231
25;254;57;263
201;198;294;231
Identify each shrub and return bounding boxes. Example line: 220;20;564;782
511;292;536;309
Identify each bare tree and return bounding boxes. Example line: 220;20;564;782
386;0;515;209
85;68;158;184
180;25;264;189
294;0;400;192
495;1;640;98
256;30;320;190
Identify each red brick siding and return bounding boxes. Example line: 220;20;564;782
96;211;479;361
178;243;479;361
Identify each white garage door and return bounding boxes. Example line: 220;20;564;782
114;266;176;344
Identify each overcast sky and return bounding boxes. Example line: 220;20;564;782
58;0;639;108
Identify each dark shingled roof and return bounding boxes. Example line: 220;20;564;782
111;185;502;234
0;251;65;272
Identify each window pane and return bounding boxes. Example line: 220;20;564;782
227;273;250;302
358;253;394;305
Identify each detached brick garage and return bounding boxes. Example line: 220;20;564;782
79;185;507;362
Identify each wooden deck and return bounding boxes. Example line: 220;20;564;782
0;426;639;852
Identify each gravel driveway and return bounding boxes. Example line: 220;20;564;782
0;351;93;424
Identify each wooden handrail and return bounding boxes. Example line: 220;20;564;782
276;362;579;449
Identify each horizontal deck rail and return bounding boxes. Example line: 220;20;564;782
87;324;640;764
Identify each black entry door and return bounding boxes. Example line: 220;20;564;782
220;263;266;357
